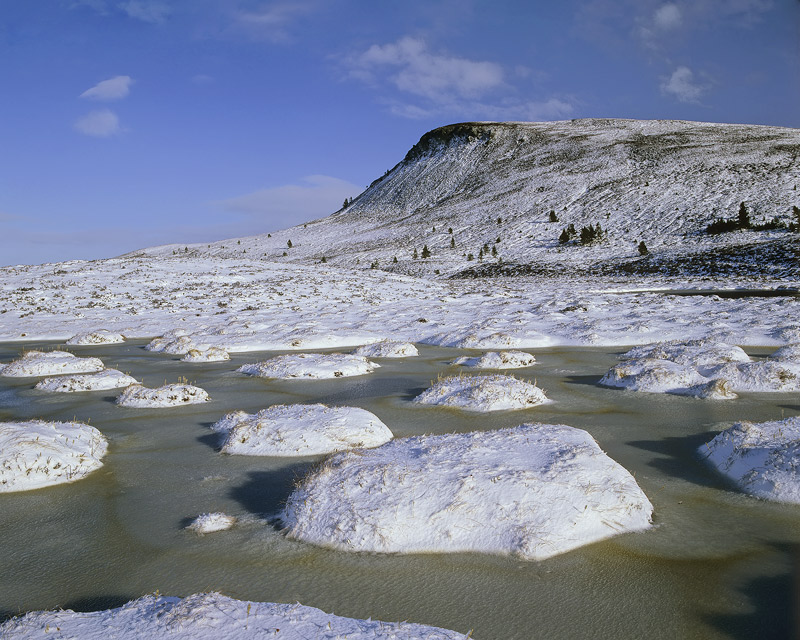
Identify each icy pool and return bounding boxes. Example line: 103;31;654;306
0;340;798;639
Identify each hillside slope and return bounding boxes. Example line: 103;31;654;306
134;118;800;278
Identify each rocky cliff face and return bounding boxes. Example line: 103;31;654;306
138;119;800;279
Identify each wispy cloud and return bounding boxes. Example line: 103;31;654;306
342;36;571;122
80;75;134;101
234;1;317;42
73;109;122;137
217;175;363;224
661;65;708;103
118;0;170;24
347;37;504;103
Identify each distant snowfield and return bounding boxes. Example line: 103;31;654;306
0;256;798;352
282;424;653;559
0;592;469;639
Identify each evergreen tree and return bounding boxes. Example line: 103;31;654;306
320;256;327;263
412;248;418;260
287;239;293;248
738;202;751;229
467;253;474;261
637;241;648;255
491;245;498;257
421;245;431;259
549;210;558;222
393;256;398;263
450;237;456;248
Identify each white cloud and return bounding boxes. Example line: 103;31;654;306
654;3;682;29
347;37;504;103
80;76;134;101
118;1;170;24
217;175;363;224
235;2;316;42
73;109;121;137
660;66;707;103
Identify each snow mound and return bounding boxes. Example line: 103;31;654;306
281;424;653;560
600;339;800;396
182;347;230;362
0;350;105;377
66;329;125;345
699;417;800;504
186;513;236;533
211;404;393;456
770;344;800;362
237;353;379;379
0;420;108;492
414;374;548;411
452;350;536;369
0;592;469;639
35;369;138;393
116;384;210;408
424;330;525;349
352;340;419;358
145;329;194;355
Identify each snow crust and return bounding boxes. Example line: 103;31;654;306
0;350;105;377
0;420;108;492
238;353;379;379
0;592;469;639
452;350;536;369
414;374;548;411
186;513;236;533
181;347;230;362
600;339;800;397
282;424;653;560
35;369;138;393
66;329;125;345
211;404;393;456
352;340;419;357
116;384;210;408
699;417;800;504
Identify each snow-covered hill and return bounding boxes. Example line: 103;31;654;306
132;118;800;279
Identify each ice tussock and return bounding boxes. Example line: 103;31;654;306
452;350;536;370
186;513;237;533
0;420;108;492
699;417;800;504
600;339;800;397
35;369;139;393
182;347;230;362
352;340;419;358
282;424;653;560
0;351;105;377
238;353;379;380
0;592;469;639
211;404;393;456
66;329;125;345
116;383;210;408
414;374;548;411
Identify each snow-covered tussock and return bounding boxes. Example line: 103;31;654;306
414;374;548;411
699;417;800;504
0;592;469;639
238;353;379;379
453;350;536;369
66;329;125;345
0;420;108;492
352;340;419;357
600;339;800;397
211;404;393;456
116;383;210;408
181;347;230;362
186;513;236;533
35;369;138;393
146;332;195;355
0;350;105;377
282;424;653;560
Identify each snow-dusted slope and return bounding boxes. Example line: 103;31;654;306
131;119;800;279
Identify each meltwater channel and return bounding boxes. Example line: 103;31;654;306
0;340;798;639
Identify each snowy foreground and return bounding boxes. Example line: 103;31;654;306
600;339;800;397
282;424;653;559
211;404;393;456
0;592;469;640
700;417;800;504
0;420;107;492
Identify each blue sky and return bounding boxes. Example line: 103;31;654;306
1;0;797;266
